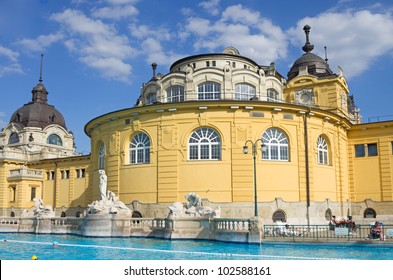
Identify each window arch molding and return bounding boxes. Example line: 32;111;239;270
261;127;290;161
188;127;222;160
129;132;151;164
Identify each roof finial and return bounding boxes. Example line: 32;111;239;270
39;54;44;83
302;25;314;53
324;46;329;64
151;62;157;79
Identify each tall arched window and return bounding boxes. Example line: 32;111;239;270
189;128;221;160
262;128;289;161
166;85;184;103
47;134;62;146
9;133;19;144
235;83;256;100
98;142;105;169
317;136;329;165
130;132;150;164
198;82;220;100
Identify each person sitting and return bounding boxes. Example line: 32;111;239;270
330;215;356;232
369;221;384;240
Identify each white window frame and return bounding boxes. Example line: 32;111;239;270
262;128;289;161
267;88;279;102
198;82;221;100
317;136;329;165
189;128;221;160
166;85;185;103
130;132;150;164
235;83;256;100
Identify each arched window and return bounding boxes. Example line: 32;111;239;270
267;88;279;102
9;133;19;144
147;93;157;104
198;82;220;100
317;136;329;165
235;83;256;100
364;208;377;218
325;208;332;221
262;128;289;161
132;211;142;218
130;132;150;164
47;134;62;146
189;128;221;160
98;143;105;169
272;210;286;222
166;85;184;103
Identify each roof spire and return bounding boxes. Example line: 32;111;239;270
302;25;314;53
39;54;44;83
324;46;329;64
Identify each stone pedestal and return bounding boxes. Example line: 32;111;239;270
81;214;131;237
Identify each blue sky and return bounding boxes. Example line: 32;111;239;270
1;0;393;154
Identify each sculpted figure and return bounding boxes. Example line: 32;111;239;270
98;169;107;201
168;192;220;218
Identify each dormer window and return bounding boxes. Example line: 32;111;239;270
9;133;19;144
147;93;157;105
47;134;62;146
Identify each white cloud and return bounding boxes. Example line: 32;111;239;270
92;5;138;20
15;33;64;52
198;0;220;16
140;38;184;67
0;45;23;77
128;24;172;41
287;10;393;79
50;9;135;82
182;5;287;64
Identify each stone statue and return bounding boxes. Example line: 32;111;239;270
87;189;131;215
20;198;55;218
168;192;220;218
98;169;107;201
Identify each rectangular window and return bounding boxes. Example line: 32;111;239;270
206;61;210;67
30;187;36;201
76;169;86;178
367;143;378;156
9;185;16;202
355;144;365;157
212;61;216;67
61;170;70;179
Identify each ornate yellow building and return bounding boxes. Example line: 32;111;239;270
1;26;392;224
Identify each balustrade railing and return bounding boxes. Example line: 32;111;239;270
214;218;251;231
263;224;393;241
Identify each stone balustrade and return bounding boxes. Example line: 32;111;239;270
8;166;43;179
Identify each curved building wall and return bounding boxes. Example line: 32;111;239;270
86;101;350;206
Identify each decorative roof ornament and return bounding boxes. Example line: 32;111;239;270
302;25;314;53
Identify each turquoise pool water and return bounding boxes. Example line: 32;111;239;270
0;233;392;260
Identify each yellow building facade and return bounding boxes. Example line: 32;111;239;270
1;26;393;224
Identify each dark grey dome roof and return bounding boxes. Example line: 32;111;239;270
10;82;67;130
287;25;334;81
288;52;333;80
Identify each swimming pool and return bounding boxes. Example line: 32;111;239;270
1;233;392;260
